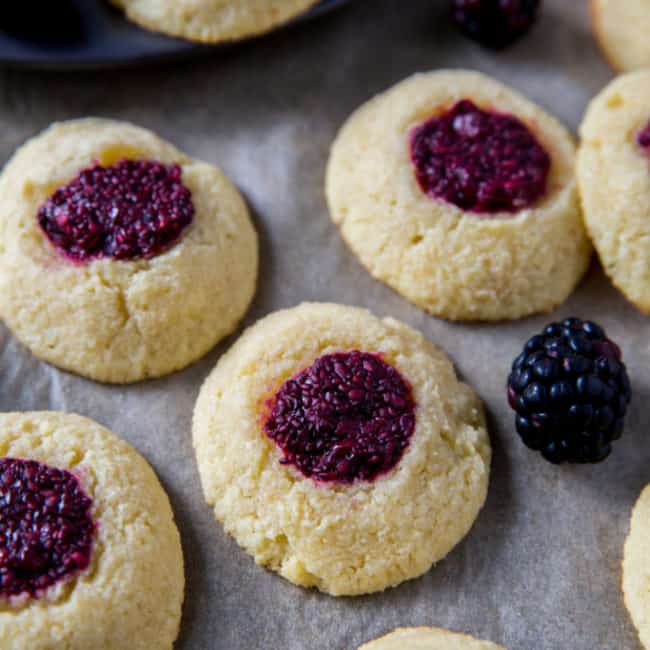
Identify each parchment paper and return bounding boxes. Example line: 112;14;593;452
0;1;646;648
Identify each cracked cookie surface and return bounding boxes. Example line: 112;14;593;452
192;302;490;596
0;118;258;383
0;412;184;650
110;0;320;44
325;70;590;321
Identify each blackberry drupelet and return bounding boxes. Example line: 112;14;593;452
451;0;541;50
508;318;631;464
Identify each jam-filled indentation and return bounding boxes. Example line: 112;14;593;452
263;351;416;484
410;99;551;214
38;159;194;262
0;457;95;600
637;121;650;153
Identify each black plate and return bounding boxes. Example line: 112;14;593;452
0;0;350;69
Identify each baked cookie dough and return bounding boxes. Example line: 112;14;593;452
0;118;258;383
358;627;505;650
577;70;650;313
325;70;590;321
110;0;320;43
0;411;184;650
591;0;650;72
193;302;490;596
623;483;650;650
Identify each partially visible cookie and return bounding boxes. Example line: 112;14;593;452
0;411;184;650
110;0;320;43
193;302;490;596
358;627;505;649
591;0;650;72
325;69;590;322
0;118;258;383
623;484;650;650
578;70;650;313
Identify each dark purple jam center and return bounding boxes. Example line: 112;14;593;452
410;99;551;214
637;121;650;153
263;351;416;483
38;159;194;262
0;458;94;600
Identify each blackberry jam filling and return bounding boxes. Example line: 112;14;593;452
264;351;416;483
637;121;650;152
0;458;95;599
38;159;194;262
410;99;551;214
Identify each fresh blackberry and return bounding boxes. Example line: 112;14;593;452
451;0;542;50
507;318;631;464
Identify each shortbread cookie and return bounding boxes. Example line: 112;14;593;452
325;70;590;321
193;302;490;596
0;411;184;650
0;118;258;383
623;484;650;650
577;71;650;313
358;627;505;650
591;0;650;72
111;0;320;43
